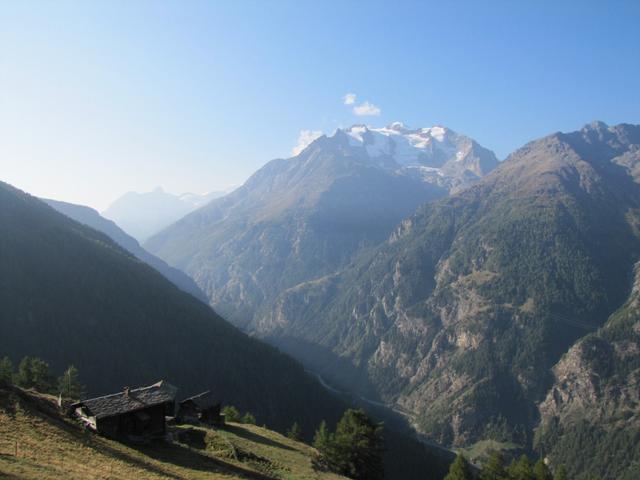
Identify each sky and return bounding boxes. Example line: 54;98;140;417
1;1;639;211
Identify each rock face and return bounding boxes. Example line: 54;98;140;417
145;124;497;329
258;122;640;449
43;198;208;302
536;261;640;480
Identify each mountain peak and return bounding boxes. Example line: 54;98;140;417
104;188;226;242
386;121;409;132
332;123;466;166
422;125;448;141
306;122;499;190
583;120;610;132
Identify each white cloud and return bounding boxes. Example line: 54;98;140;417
292;130;323;156
343;93;357;105
353;101;381;117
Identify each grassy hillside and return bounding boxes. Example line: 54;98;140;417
0;383;347;480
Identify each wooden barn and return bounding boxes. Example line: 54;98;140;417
70;380;177;441
177;390;223;425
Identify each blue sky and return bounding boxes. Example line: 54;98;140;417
1;1;639;210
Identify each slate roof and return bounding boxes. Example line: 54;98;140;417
72;380;177;419
179;390;219;409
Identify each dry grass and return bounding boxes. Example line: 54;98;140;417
0;386;345;480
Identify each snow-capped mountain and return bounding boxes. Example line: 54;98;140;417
146;122;498;331
310;123;499;192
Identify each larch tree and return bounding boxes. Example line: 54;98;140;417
444;453;473;480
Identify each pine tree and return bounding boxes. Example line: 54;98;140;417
533;459;553;480
14;356;33;387
554;465;568;480
0;357;13;384
221;405;240;422
329;409;385;480
507;455;534;480
14;357;54;393
241;412;256;424
444;453;473;480
480;451;507;480
287;421;302;441
313;420;333;453
57;365;85;399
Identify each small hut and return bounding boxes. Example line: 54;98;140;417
177;390;223;425
70;380;177;441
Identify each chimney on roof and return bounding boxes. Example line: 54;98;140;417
124;386;130;397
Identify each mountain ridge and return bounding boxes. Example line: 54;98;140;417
103;187;227;242
42;198;208;302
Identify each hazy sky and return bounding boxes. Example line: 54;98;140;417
1;1;639;211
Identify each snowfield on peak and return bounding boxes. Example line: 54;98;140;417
341;123;465;166
321;123;498;192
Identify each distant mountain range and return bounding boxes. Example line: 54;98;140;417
103;187;228;242
43;198;208;302
146;120;640;479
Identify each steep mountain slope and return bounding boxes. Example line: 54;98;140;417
145;124;497;329
0;180;345;435
43;198;207;302
103;187;226;242
259;122;640;448
536;261;640;480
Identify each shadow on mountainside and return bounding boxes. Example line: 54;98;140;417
134;441;274;480
220;423;297;452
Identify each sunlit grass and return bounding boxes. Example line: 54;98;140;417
0;386;344;480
